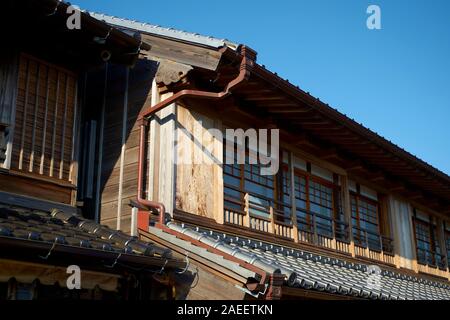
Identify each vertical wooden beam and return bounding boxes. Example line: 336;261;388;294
435;217;448;270
29;63;41;172
69;77;79;205
39;66;50;175
18;58;30;171
131;207;138;236
157;92;176;214
213;119;224;224
409;204;420;273
59;74;69;179
312;213;318;245
269;206;275;234
243;193;250;227
289;151;298;242
147;79;159;201
116;67;129;231
340;174;355;257
94;63;108;223
49;71;61;177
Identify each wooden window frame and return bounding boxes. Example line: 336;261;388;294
412;210;444;268
350;186;382;250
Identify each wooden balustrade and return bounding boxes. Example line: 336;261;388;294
222;183;426;270
415;248;450;279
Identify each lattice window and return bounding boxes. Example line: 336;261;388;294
11;54;77;182
351;193;381;250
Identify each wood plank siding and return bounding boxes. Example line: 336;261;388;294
99;60;157;233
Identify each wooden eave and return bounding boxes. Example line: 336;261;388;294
1;0;151;67
203;56;450;212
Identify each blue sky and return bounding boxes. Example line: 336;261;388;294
76;0;450;175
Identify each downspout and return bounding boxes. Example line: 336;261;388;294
136;46;256;226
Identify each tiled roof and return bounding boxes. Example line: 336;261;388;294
152;221;450;300
0;205;171;259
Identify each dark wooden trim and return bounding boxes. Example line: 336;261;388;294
0;190;77;214
0;170;74;204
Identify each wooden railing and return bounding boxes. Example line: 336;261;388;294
296;208;351;254
224;184;293;238
223;183;396;265
352;226;396;265
416;248;449;278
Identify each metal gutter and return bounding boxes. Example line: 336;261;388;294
0;235;186;271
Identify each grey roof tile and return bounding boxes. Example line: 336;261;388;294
0;205;171;259
158;222;450;300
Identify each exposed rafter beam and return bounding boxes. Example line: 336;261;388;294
318;147;339;160
345;160;365;172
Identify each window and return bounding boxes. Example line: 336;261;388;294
350;186;381;250
223;143;276;219
445;227;450;267
413;211;444;268
223;145;344;241
293;164;344;240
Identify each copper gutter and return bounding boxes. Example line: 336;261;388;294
134;46;282;298
135;46;255;225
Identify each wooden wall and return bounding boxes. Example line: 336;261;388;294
99;60;157;233
175;105;223;222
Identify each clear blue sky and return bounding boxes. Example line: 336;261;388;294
76;0;450;175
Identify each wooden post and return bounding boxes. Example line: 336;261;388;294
331;221;337;250
289;151;299;242
269;206;275;234
340;175;355;257
312;213;318;245
435;217;448;271
116;67;129;231
243;193;250;228
364;230;370;258
18;59;31;171
379;234;385;263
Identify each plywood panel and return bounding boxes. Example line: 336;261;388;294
175;105;223;221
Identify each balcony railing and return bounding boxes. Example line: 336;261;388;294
417;248;447;270
223;183;395;265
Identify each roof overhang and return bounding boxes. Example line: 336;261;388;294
189;48;450;214
0;0;151;67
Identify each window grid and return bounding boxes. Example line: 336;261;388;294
351;193;381;250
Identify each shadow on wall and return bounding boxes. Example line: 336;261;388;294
79;59;157;226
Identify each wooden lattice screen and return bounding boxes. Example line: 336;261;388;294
11;54;78;182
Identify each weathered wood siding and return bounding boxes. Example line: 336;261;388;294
175;105;223;222
99;60;157;233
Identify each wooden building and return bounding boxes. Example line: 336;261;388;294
88;14;450;300
0;0;186;300
1;1;450;300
